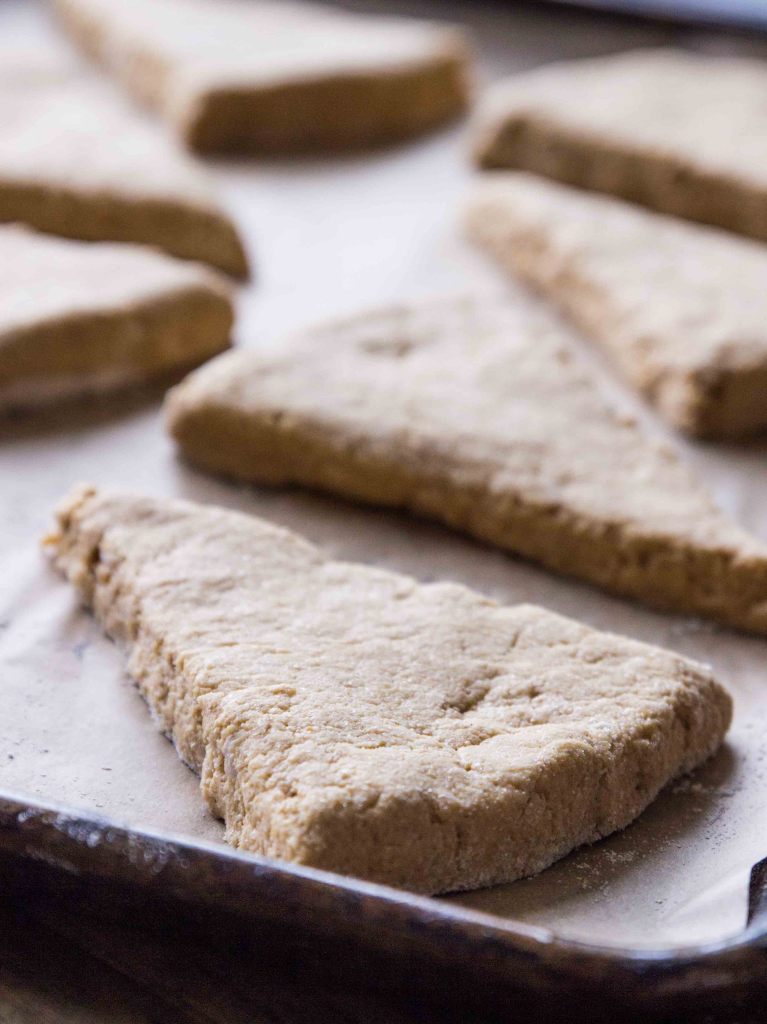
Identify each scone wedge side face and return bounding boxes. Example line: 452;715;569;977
177;32;473;154
165;298;767;635
0;180;249;280
464;172;767;439
46;486;732;894
0;230;234;414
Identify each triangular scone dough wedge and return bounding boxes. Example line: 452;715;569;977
472;48;767;244
466;172;767;439
53;0;471;154
0;53;247;276
166;296;767;634
0;226;232;413
46;486;732;894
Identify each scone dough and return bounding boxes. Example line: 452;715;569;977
47;486;732;894
466;172;767;438
54;0;471;154
0;225;232;413
166;295;767;634
472;48;767;244
0;51;247;275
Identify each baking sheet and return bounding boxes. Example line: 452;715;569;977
1;0;766;953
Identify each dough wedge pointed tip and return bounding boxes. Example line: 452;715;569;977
0;225;233;413
46;485;732;893
465;171;767;439
0;52;248;277
165;296;767;634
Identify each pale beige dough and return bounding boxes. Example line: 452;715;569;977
165;295;767;634
46;486;732;894
53;0;471;154
472;48;767;244
0;225;233;414
0;51;247;275
466;172;767;439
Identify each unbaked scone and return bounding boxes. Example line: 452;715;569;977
166;295;767;634
472;48;767;244
0;225;232;413
53;0;471;154
466;172;767;439
0;52;247;276
46;486;732;894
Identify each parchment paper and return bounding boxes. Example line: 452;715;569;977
1;0;766;952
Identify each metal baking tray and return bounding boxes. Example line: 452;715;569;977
1;0;767;1017
0;792;765;1021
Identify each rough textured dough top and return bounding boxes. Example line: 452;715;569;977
47;486;732;894
54;0;470;151
166;295;767;633
465;172;767;437
474;48;767;189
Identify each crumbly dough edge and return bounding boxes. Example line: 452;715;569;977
165;366;767;636
0;278;233;414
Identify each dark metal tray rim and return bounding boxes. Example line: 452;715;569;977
2;787;765;989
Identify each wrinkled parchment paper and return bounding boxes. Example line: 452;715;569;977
2;0;766;951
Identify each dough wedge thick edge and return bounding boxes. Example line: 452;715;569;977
471;48;767;245
165;296;767;636
46;485;732;894
0;227;234;414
